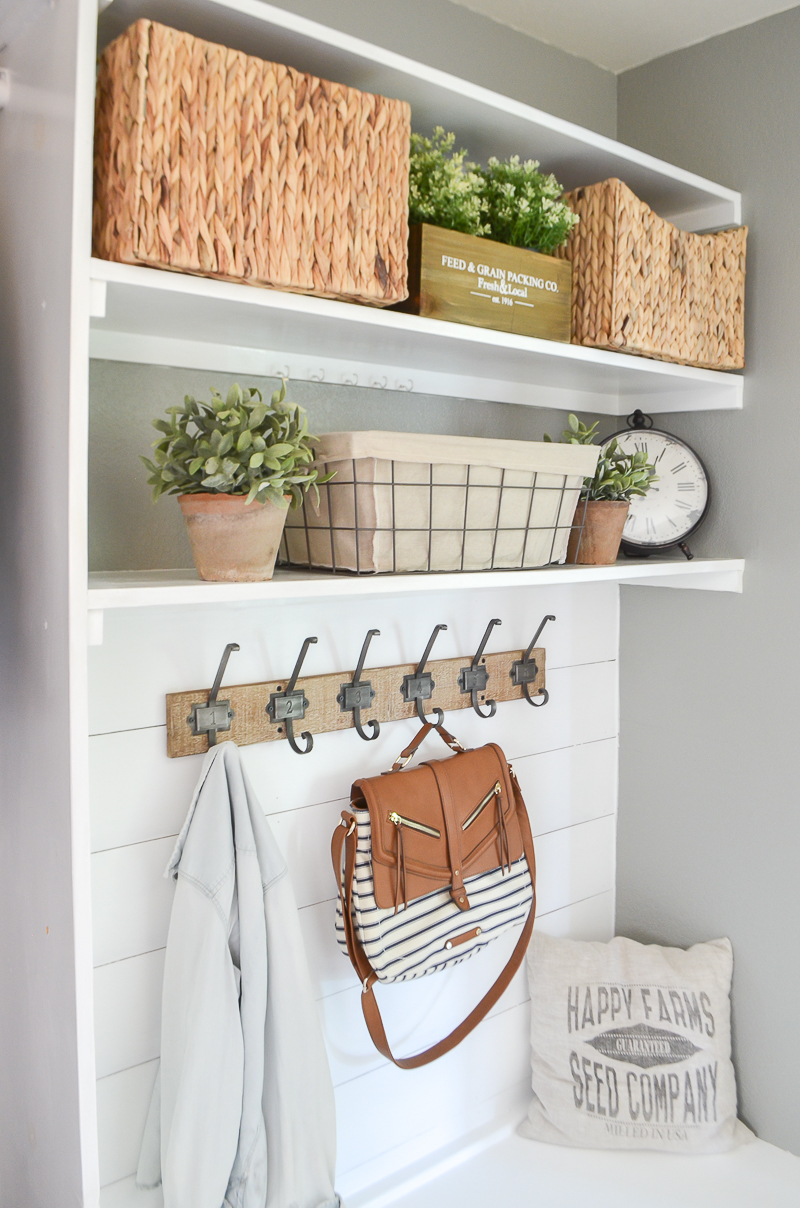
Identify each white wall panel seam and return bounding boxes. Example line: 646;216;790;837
89;723;167;739
533;811;615;839
86;660;618;739
91;803;618;864
94;945;167;971
93;834;180;856
329;999;529;1094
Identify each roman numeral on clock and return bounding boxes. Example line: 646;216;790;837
670;462;687;475
677;482;694;491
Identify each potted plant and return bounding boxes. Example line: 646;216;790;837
142;381;332;582
545;415;658;565
399;127;579;341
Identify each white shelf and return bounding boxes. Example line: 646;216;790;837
98;0;740;231
92;1;743;415
89;259;743;416
87;559;745;613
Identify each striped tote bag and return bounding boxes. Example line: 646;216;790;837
332;720;536;1067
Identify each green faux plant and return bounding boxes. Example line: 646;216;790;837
477;156;579;254
408;127;486;236
142;381;332;508
545;413;658;502
408;128;579;253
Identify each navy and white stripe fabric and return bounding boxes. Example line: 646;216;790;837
336;806;533;984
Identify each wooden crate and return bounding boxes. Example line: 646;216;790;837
93;20;411;305
397;224;572;341
555;178;747;369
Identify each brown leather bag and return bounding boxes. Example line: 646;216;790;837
331;720;536;1068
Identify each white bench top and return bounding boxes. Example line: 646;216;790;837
378;1131;800;1208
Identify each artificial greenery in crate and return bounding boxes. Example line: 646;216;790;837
408;126;579;254
408;128;486;236
142;381;332;508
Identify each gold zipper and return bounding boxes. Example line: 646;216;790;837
462;782;502;831
388;780;502;839
388;811;441;839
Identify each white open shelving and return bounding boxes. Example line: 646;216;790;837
88;0;746;616
87;559;745;618
90;0;745;418
89;259;743;416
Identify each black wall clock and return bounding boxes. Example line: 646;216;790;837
603;410;710;560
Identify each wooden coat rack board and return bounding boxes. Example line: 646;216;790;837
165;618;552;759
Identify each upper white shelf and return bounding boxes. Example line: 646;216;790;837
89;259;743;416
87;559;745;614
98;0;740;231
93;1;743;414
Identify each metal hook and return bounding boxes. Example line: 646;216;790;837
187;642;240;746
511;614;555;708
337;629;381;741
459;618;501;719
401;623;447;725
266;636;318;754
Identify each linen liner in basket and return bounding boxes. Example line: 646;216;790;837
282;432;599;574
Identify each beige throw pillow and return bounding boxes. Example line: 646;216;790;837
521;932;753;1153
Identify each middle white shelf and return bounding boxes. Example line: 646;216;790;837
89;259;743;417
87;559;745;616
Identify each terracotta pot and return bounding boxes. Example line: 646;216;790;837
566;499;630;566
179;493;288;582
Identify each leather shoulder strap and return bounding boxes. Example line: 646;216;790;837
331;763;536;1069
389;721;466;771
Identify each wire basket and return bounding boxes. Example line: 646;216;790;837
280;455;592;575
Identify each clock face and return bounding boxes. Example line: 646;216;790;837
602;429;709;549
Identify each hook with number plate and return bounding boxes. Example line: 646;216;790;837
266;636;318;754
401;623;447;725
459;618;501;719
511;614;554;707
337;629;381;741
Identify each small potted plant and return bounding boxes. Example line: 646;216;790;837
401;128;579;341
142;381;332;582
545;415;658;565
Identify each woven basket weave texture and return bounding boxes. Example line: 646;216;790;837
93;20;411;305
555;178;746;369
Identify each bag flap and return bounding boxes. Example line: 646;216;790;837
352;744;523;910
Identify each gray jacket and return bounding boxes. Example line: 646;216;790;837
136;742;341;1208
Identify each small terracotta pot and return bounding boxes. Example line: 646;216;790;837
178;493;288;582
566;499;630;566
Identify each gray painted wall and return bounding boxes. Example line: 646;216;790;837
0;1;85;1203
617;8;800;1154
249;0;617;137
89;363;591;571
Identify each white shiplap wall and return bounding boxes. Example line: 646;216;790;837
89;581;619;1206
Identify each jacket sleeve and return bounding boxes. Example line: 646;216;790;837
156;874;244;1208
262;853;340;1208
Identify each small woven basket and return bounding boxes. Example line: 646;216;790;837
555;178;747;369
93;20;411;305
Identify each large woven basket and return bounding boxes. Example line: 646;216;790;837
93;20;411;305
555;178;747;369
